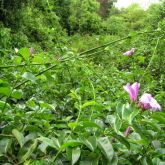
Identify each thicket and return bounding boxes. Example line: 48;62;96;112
0;0;165;164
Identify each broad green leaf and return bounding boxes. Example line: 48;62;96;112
106;115;115;125
152;158;165;165
12;129;24;147
11;89;23;99
68;122;78;129
113;133;130;149
22;72;36;83
39;101;55;110
97;137;114;163
54;159;64;165
152;113;165;125
128;108;139;124
79;158;99;165
141;157;148;165
116;103;136;124
118;158;132;165
61;140;83;150
82;101;97;109
19;48;30;61
69;90;80;100
94;119;104;129
0;80;10;86
32;56;45;63
142;120;161;131
111;154;118;165
81;121;101;129
72;147;81;165
26;98;39;110
132;122;149;141
116;103;124;119
122;104;133;121
24;133;39;143
13;56;22;64
81;136;97;151
142;157;152;165
37;136;60;150
155;148;165;156
19;139;38;163
38;142;48;153
152;140;161;149
0;138;12;155
0;87;11;96
66;147;72;160
0;101;11;109
137;56;145;63
114;116;122;134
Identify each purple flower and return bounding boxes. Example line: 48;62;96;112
125;126;132;137
123;82;140;102
123;48;135;56
139;93;161;111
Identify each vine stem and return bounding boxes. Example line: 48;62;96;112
0;63;51;69
78;30;160;56
140;37;161;82
0;134;14;137
145;37;160;71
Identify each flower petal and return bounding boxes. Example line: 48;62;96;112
131;82;140;101
123;48;135;56
123;84;135;101
140;93;161;111
140;93;152;104
149;97;161;111
123;50;132;56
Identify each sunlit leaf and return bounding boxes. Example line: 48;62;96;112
0;87;12;96
82;101;97;109
12;129;24;148
151;113;165;125
0;138;12;155
72;147;81;165
37;136;60;150
19;139;37;163
22;72;37;83
97;137;114;163
19;48;30;61
113;133;130;149
0;100;11;109
11;89;23;99
81;136;97;151
61;140;83;150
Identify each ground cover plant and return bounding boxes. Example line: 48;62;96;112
0;0;165;164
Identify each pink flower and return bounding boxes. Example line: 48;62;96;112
29;48;33;56
123;48;135;56
123;82;140;102
125;126;132;137
139;93;161;111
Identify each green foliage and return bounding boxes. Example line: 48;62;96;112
0;24;12;49
102;16;128;35
0;0;165;164
145;1;165;30
69;0;102;34
120;3;146;31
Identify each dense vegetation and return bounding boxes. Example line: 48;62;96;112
0;0;165;164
